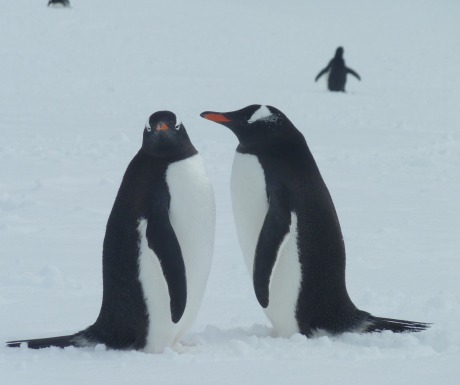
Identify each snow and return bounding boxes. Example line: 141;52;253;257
1;0;459;384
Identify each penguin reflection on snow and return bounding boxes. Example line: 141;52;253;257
7;111;215;352
315;47;361;92
201;105;429;337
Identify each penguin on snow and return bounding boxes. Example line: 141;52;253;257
201;104;429;338
7;111;215;353
315;47;361;92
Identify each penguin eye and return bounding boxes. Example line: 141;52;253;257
145;119;152;132
175;123;181;131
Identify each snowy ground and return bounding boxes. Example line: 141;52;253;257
1;0;459;384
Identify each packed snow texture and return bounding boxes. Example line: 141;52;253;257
1;0;459;384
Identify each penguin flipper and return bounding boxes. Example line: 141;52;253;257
315;67;329;82
253;192;291;308
6;333;81;349
315;61;331;82
146;211;187;324
346;67;361;81
363;316;430;333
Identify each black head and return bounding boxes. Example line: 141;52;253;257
200;105;299;151
141;111;196;160
48;0;70;6
335;46;344;58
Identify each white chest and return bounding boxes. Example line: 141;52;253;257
166;154;216;299
138;154;215;353
230;152;301;336
230;153;268;273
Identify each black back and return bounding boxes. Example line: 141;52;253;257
85;111;197;349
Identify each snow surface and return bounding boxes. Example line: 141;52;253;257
1;0;459;384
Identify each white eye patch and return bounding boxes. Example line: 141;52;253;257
145;119;152;132
248;105;275;124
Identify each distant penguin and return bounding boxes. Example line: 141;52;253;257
315;47;361;92
7;111;215;353
48;0;70;7
201;104;429;337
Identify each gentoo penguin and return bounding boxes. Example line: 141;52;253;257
48;0;70;7
201;104;429;337
7;111;215;352
315;47;361;92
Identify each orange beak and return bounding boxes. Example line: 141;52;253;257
156;122;169;131
201;113;231;123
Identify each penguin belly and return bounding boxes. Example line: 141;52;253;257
230;153;301;336
137;219;175;353
166;154;215;343
265;213;301;337
230;153;268;273
138;154;215;353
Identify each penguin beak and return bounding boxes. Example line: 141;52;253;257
156;122;169;131
200;112;232;124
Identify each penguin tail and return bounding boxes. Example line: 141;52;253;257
6;332;85;349
363;316;431;334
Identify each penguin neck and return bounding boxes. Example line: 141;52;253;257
236;130;306;157
139;146;198;163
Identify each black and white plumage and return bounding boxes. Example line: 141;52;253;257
315;47;361;92
7;111;215;352
201;104;429;337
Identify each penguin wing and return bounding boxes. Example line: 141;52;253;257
315;62;331;81
346;67;361;80
145;210;187;324
253;192;291;308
